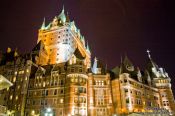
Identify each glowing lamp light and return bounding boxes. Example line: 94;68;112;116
31;110;35;115
47;108;52;112
142;109;145;112
121;108;124;112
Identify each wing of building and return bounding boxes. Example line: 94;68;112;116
0;7;175;116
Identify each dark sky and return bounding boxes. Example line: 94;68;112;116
0;0;175;89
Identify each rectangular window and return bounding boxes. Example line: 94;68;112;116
33;100;35;105
60;80;63;85
54;89;57;95
42;90;45;96
60;98;64;103
124;89;128;93
46;90;48;96
60;89;64;94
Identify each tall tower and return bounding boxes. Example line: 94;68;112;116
37;7;91;68
146;50;175;115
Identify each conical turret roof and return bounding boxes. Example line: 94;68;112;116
58;6;66;24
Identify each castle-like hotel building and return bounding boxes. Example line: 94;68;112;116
0;7;174;116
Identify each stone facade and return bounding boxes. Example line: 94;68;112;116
0;7;174;116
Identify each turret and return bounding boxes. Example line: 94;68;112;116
146;49;175;114
123;55;134;72
92;57;98;74
58;6;66;24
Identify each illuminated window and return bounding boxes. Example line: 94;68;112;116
13;77;16;82
83;78;86;84
75;87;78;93
95;81;99;85
54;89;57;95
26;69;29;73
43;82;46;87
79;97;83;103
10;95;13;100
74;97;78;103
75;77;78;83
17;85;20;89
14;71;17;75
25;76;28;81
79;78;82;82
96;108;107;116
60;98;64;103
34;91;37;95
16;96;18;100
71;77;74;82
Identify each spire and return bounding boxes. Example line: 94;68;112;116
41;18;46;30
92;57;98;74
105;63;108;74
62;5;65;13
146;49;157;69
81;36;85;46
120;55;123;64
137;67;142;82
119;55;123;74
147;49;151;60
58;5;66;23
86;41;90;53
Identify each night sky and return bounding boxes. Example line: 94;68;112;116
0;0;175;90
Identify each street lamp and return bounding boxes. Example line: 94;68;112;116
44;108;53;116
31;110;40;116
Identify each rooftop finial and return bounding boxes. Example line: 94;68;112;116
147;49;151;59
92;57;98;74
120;55;123;64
